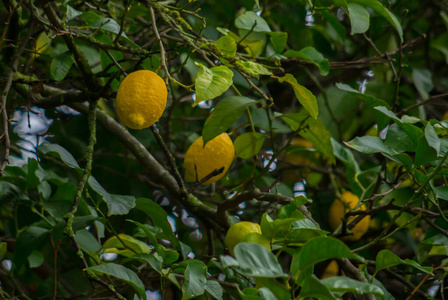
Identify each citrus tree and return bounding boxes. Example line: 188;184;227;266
1;0;448;299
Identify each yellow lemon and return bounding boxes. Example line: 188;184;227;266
240;232;271;251
184;133;234;185
225;221;262;256
321;260;340;279
282;137;316;183
285;137;314;166
328;191;371;241
116;70;167;129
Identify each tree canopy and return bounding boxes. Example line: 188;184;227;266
1;0;448;299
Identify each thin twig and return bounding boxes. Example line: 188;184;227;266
104;50;128;76
405;261;448;300
148;5;170;81
397;93;448;117
150;125;188;199
0;18;33;176
0;0;26;50
363;33;397;80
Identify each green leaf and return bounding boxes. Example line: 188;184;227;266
66;5;82;22
50;51;75;81
135;198;179;249
284;47;330;76
126;253;163;274
280;111;335;163
434;186;448;201
194;64;234;105
375;106;424;145
346;0;403;42
205;280;223;300
412;68;434;100
269;32;288;53
28;250;44;268
384;124;417;153
39;144;80;168
255;278;291;300
322;276;385;299
299;275;337;300
75;229;102;253
127;220;159;248
215;36;237;57
236;61;272;77
347;3;370;34
347;136;395;155
298;237;364;273
375;249;433;276
87;263;146;300
277;74;318;118
0;242;6;257
88;177;135;216
332;138;360;172
103;233;152;257
90;17;134;46
27;158;44;191
202;96;256;144
234;132;266;159
336;83;391;130
182;260;207;300
415;136;438;166
234;243;288;278
157;244;179;265
425;123;441;156
235;11;271;32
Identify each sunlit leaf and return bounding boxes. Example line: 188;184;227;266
215;36;237;57
277;74;318;118
234;132;266;159
194;63;234;105
237;61;272;77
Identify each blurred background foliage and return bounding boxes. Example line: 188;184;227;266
1;0;448;299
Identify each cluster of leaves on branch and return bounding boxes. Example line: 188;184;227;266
1;0;448;299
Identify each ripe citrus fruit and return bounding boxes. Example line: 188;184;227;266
321;260;340;279
116;70;167;129
184;133;234;185
285;137;314;166
240;233;271;251
281;137;320;184
328;191;371;241
225;221;262;256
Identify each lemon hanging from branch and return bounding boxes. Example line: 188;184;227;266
184;133;235;185
328;191;371;241
116;70;167;129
